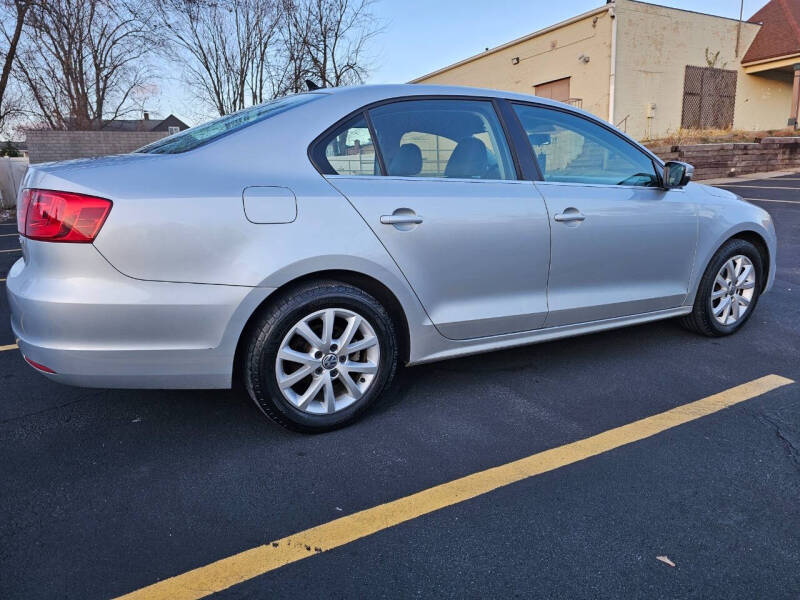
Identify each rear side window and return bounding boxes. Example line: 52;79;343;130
512;104;659;187
138;94;320;154
369;99;516;180
315;114;380;176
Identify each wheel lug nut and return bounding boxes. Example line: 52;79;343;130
331;369;339;378
314;351;323;359
330;344;338;352
315;367;323;375
340;356;346;363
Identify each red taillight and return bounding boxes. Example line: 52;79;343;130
21;189;112;243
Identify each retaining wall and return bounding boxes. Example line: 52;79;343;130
647;137;800;180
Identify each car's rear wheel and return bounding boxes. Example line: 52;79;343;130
680;238;763;337
244;281;398;432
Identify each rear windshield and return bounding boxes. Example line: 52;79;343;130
137;93;322;154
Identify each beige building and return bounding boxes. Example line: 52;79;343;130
412;0;800;141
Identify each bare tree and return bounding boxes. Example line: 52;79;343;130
289;0;378;89
0;0;31;132
159;0;380;116
157;0;282;116
14;0;161;130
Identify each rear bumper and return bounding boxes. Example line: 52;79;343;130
6;241;273;388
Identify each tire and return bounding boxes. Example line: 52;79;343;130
243;280;398;433
680;238;763;337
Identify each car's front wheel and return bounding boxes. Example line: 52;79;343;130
681;238;763;337
243;281;398;432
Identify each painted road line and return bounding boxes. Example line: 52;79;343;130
0;248;21;253
115;374;794;600
0;344;19;352
0;233;19;237
720;185;800;190
745;198;800;204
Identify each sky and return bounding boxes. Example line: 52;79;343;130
164;0;768;124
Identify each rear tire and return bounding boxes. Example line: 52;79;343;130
680;238;763;337
243;281;398;433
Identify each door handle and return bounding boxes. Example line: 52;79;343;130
380;208;423;231
554;210;586;223
380;214;423;225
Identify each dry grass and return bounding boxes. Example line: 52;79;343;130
645;127;798;147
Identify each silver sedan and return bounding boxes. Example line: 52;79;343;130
7;84;776;431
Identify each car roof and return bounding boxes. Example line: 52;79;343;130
319;83;564;106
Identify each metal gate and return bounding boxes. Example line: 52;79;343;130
681;66;737;130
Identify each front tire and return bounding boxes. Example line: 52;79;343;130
243;281;398;433
681;238;763;337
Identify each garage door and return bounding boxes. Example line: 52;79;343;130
535;77;571;103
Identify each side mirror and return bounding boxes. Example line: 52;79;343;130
662;161;694;189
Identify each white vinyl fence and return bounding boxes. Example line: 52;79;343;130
0;157;28;210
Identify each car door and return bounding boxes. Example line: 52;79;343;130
511;103;698;327
311;98;551;340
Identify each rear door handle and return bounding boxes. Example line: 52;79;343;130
554;210;586;223
380;214;424;225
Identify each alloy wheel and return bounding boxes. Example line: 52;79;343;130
275;308;380;414
711;255;756;326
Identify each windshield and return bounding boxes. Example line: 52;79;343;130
137;93;323;154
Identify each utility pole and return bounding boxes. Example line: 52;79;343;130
735;0;745;58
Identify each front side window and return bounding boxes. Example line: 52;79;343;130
315;114;379;176
368;99;516;180
512;104;659;187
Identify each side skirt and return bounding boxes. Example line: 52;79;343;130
408;306;693;366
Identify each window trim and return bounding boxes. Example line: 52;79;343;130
505;100;665;187
307;95;524;182
362;109;387;176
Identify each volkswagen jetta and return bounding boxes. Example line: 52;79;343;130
7;85;776;431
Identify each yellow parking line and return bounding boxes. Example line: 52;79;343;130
114;374;794;600
0;343;18;352
0;248;20;253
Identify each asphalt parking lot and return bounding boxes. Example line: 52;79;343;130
1;176;799;599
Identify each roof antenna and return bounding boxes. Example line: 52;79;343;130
305;79;321;91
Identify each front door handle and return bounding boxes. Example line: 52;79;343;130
554;209;586;223
380;214;423;225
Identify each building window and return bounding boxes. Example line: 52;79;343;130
167;126;180;135
681;66;737;130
